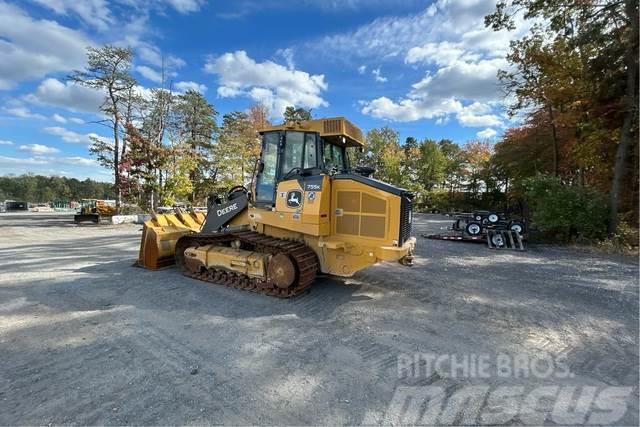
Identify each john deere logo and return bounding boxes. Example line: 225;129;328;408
286;190;302;208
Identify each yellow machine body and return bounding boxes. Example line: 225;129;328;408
137;116;415;285
74;199;117;223
77;199;117;216
183;245;269;279
248;176;415;277
138;209;248;269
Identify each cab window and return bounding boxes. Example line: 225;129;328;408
323;143;346;170
280;131;304;176
255;132;279;203
303;133;318;169
280;132;319;177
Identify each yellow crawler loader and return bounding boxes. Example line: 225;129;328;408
138;117;416;297
74;199;117;223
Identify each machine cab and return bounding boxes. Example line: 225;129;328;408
251;117;414;276
254;117;360;208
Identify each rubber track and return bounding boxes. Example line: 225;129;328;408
174;231;319;298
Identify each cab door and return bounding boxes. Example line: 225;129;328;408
254;132;281;208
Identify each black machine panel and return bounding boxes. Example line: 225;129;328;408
201;192;249;233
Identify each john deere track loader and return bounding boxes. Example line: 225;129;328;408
138;117;416;297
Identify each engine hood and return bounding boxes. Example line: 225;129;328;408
332;173;414;198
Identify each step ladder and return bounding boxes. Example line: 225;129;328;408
486;229;525;251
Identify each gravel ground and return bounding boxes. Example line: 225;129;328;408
0;213;637;425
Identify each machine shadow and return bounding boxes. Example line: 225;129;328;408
18;259;374;322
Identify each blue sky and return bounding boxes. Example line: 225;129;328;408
0;0;527;181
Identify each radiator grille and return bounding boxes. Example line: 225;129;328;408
323;119;341;134
399;194;413;245
336;190;387;239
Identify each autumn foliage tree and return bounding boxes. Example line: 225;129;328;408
486;0;639;233
171;89;218;202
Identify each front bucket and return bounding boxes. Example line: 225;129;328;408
137;213;200;269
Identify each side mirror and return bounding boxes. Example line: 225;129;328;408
355;166;375;177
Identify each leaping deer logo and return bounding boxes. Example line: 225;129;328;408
287;190;301;207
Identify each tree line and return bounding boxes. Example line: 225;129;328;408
353;128;502;211
0;175;114;203
486;0;638;238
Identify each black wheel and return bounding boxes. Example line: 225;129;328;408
491;233;506;247
465;222;482;236
510;221;525;234
487;212;500;223
474;214;483;221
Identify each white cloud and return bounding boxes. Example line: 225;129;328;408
31;0;113;31
175;81;207;93
477;128;497;139
131;41;186;69
163;0;206;13
218;0;426;18
361;94;504;125
131;84;156;102
316;0;528;126
361;56;508;123
0;154;104;180
276;48;295;69
456;102;503;127
217;86;242;97
136;65;164;83
315;3;439;60
68;117;85;124
3;106;45;120
0;2;92;89
19;144;60;155
30;0;206;32
51;113;67;124
315;0;526;61
26;78;104;114
410;58;508;101
112;15;186;78
44;127;86;144
44;126;110;145
0;155;50;166
405;41;481;66
361;96;463;122
61;156;98;166
358;65;367;74
0;140;14;145
204;50;328;117
372;67;387;82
